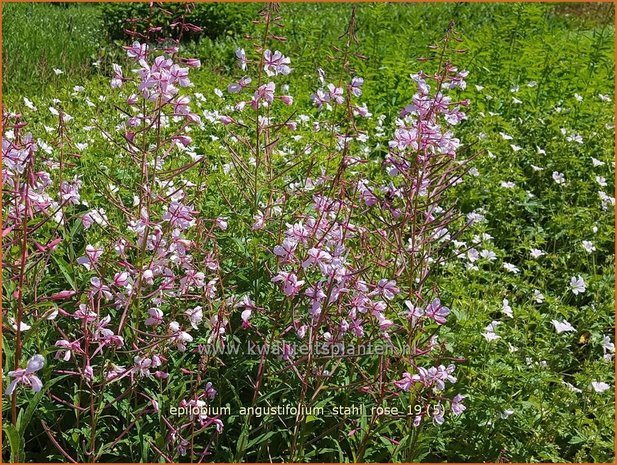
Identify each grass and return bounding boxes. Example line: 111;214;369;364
2;3;104;97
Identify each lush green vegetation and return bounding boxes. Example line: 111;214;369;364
3;2;615;463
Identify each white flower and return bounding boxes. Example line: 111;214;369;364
602;336;615;354
570;276;586;295
551;319;576;334
595;176;607;187
532;289;545;303
502;299;513;318
591;157;605;167
500;409;514;419
8;318;31;332
591;381;610;393
23;97;37;111
503;262;520;274
53;68;64;75
483;321;501;341
566;133;583;144
500;181;516;188
552;171;565;184
480;250;497;261
581;241;596;253
574;93;583;102
563;381;582;393
529;248;545;259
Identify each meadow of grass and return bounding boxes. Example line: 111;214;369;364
2;2;615;463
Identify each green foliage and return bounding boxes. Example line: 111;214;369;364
2;3;104;98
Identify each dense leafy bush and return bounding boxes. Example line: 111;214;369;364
100;2;260;42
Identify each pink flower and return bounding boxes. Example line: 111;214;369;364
95;315;124;348
305;283;326;316
111;64;124;89
50;290;76;301
182;58;201;68
73;304;97;322
125;41;148;61
163;202;195;230
173;96;191;115
76;245;104;270
142;269;154;285
252;211;265;230
59;177;81;204
424;298;450;325
251;82;276;109
113;271;130;287
274;238;298;262
168;321;193;351
185;306;203;329
279;95;294;106
394;372;415;391
228;76;252;94
90;277;112;301
263;50;292;76
375;279;400;300
54;340;80;361
451;394;466;415
133;356;152;377
432;406;445;425
205;381;217;399
272;271;304;296
236;48;248;70
302;248;332;269
311;88;329;109
241;309;252;329
350;76;364;97
6;354;44;396
285;222;310;244
145;308;164;327
327;84;344;104
105;364;127;381
215;217;228;230
281;343;294;361
375;312;394;330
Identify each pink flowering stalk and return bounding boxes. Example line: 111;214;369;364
3;5;226;461
208;7;472;460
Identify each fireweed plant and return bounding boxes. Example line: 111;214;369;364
3;4;505;463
